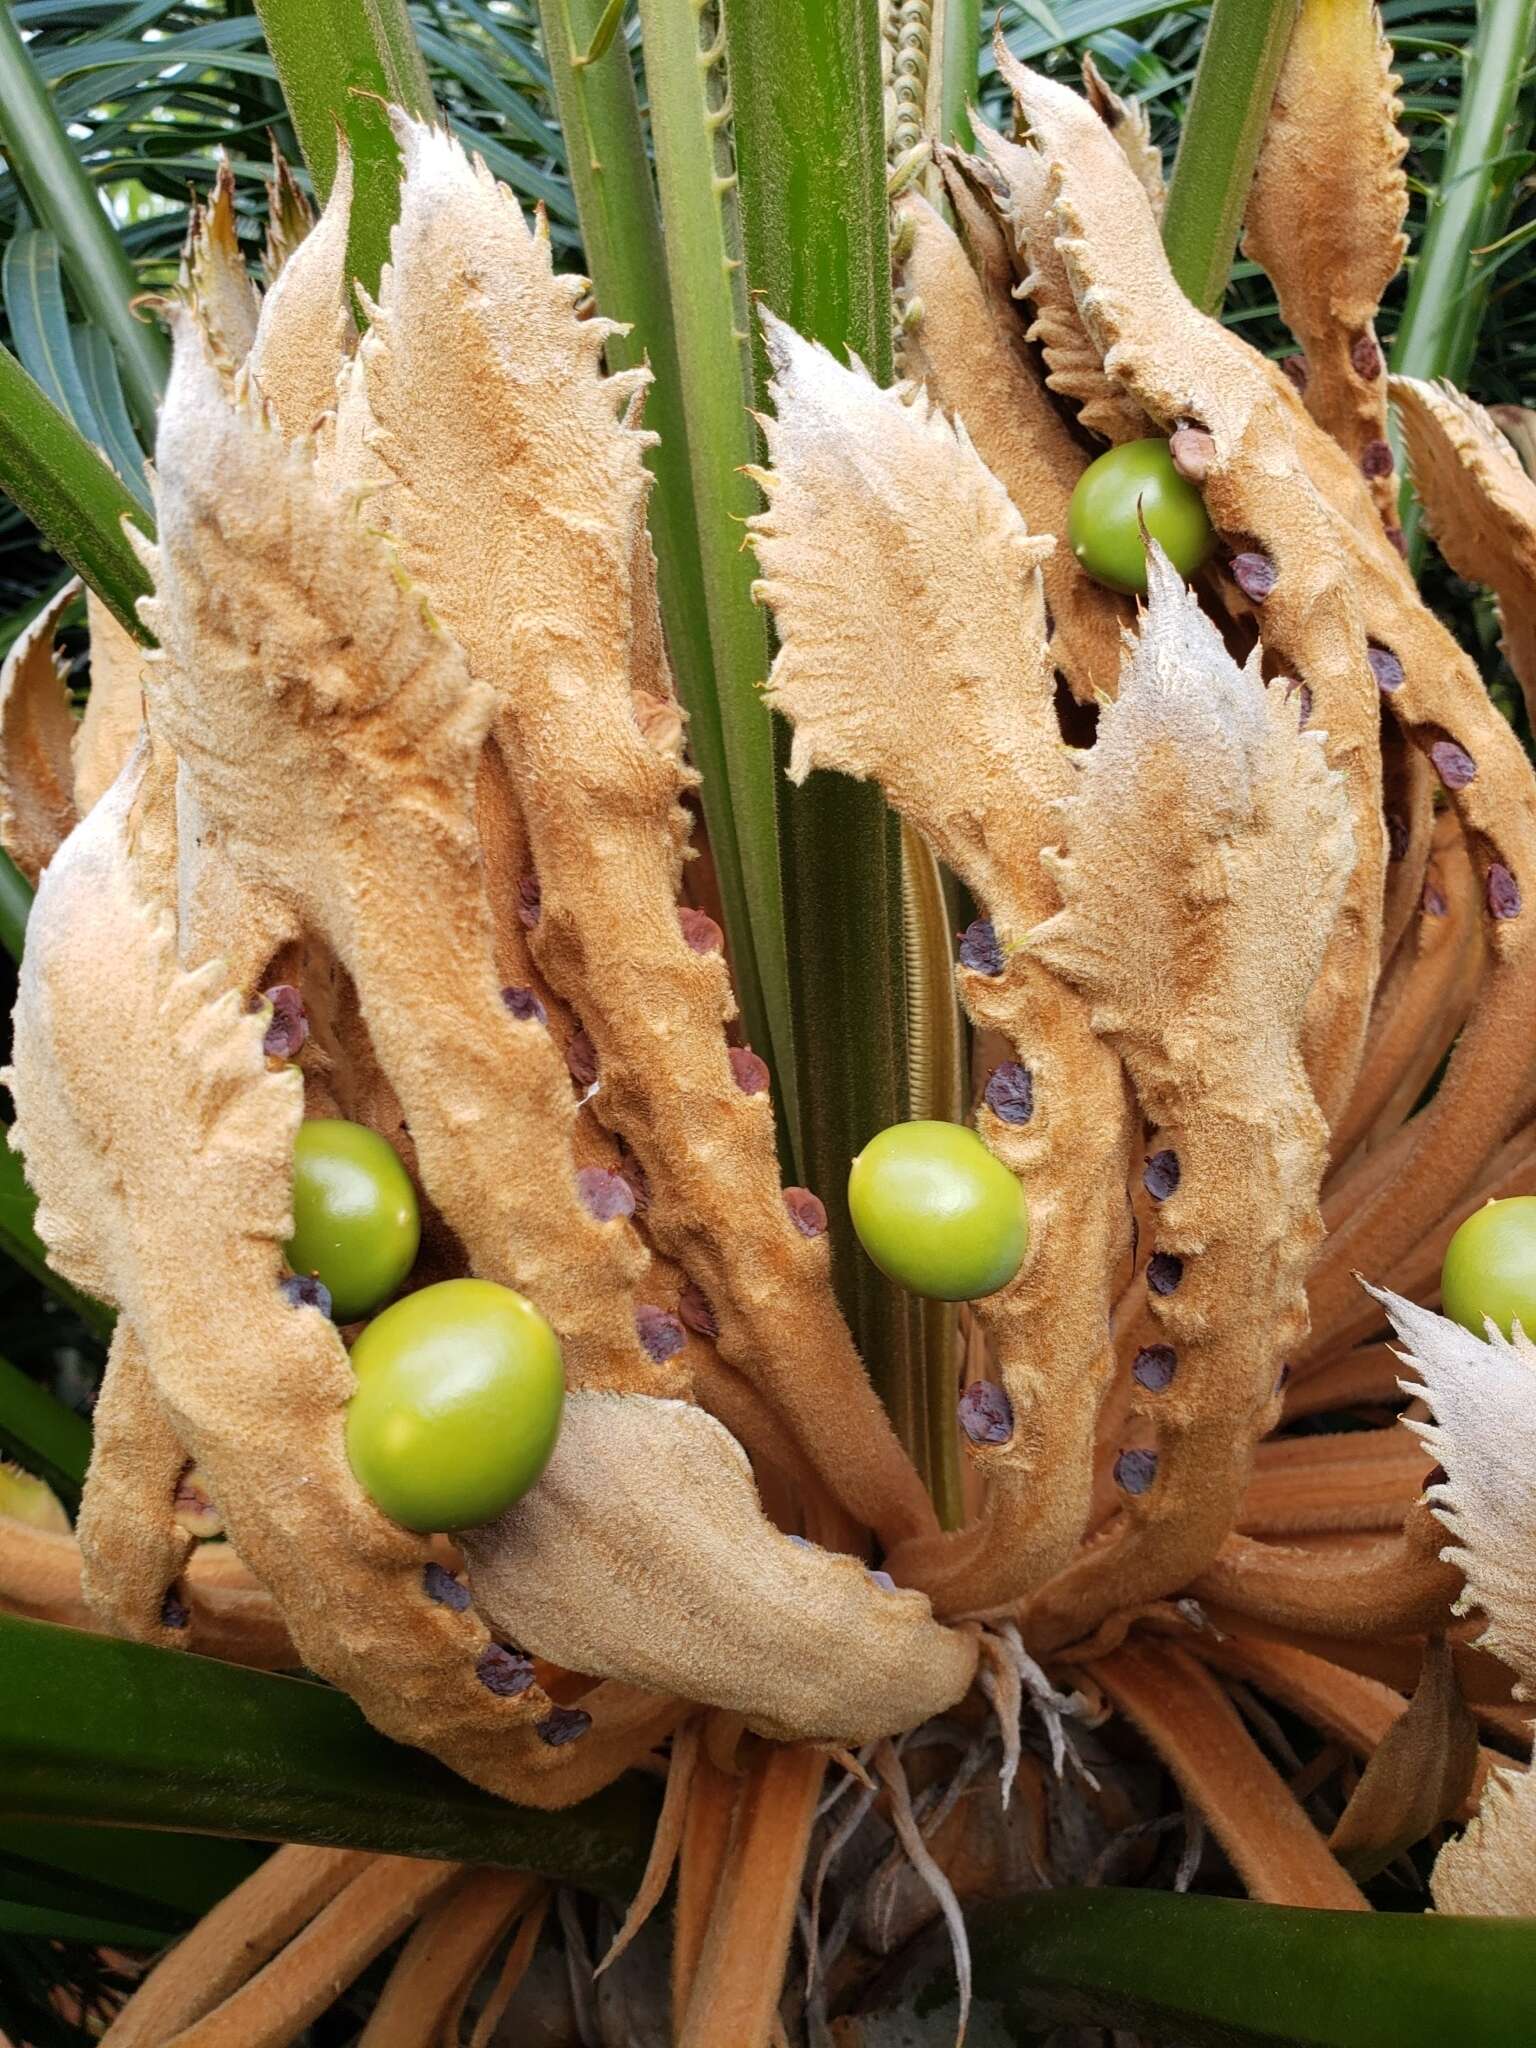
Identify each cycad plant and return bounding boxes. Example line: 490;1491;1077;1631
2;1;1536;2043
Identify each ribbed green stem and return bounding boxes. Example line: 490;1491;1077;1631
1162;0;1301;313
949;1889;1536;2045
253;0;436;301
937;0;983;148
537;0;795;1158
1;1615;659;1896
633;0;799;1165
0;345;152;639
0;5;168;436
0;850;31;965
727;0;917;1432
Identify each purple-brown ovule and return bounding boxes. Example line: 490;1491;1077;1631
1143;1151;1180;1201
1147;1252;1183;1296
784;1187;828;1238
1114;1448;1158;1495
958;1380;1013;1446
729;1046;771;1096
635;1305;687;1362
577;1166;636;1222
517;875;541;929
1230;552;1276;602
1360;438;1395;478
261;984;308;1060
1487;863;1522;920
161;1589;190;1629
679;906;723;954
958;919;1003;976
1132;1345;1176;1392
1430;739;1476;790
501;985;547;1026
678;1283;719;1338
1169;425;1215;483
1366;645;1404;694
984;1062;1034;1126
565;1031;598;1089
424;1562;471;1611
1350;333;1383;381
476;1643;535;1696
281;1272;333;1317
536;1705;592;1747
1422;876;1448;917
1281;354;1308;393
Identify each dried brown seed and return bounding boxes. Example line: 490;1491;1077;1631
635;1305;687;1362
1114;1449;1158;1495
678;906;723;954
1147;1252;1183;1296
1430;739;1477;791
958;1381;1014;1446
958;918;1003;975
783;1187;828;1238
500;984;547;1027
1230;551;1277;602
565;1031;597;1089
475;1643;535;1697
577;1167;636;1222
677;1282;718;1338
1360;438;1395;478
1487;863;1522;920
1131;1345;1177;1392
728;1046;771;1096
983;1062;1034;1125
1143;1150;1180;1200
424;1562;471;1611
261;984;308;1060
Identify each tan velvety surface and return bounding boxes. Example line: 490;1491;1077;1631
1023;546;1351;1650
182;157;260;375
751;314;1132;1618
463;1392;976;1742
994;62;1384;1139
0;580;79;882
76;592;146;818
1244;0;1407;522
1392;375;1536;724
246;144;355;442
895;184;1125;700
356;116;931;1552
10;773;675;1804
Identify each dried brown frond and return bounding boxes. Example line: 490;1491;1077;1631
1328;1634;1478;1879
181;153;260;375
263;139;315;284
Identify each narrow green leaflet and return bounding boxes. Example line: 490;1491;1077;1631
0;850;32;966
0;346;153;639
1;232;102;449
0;1123;115;1343
0;1355;92;1509
71;325;150;508
0;3;168;434
1;1616;660;1896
